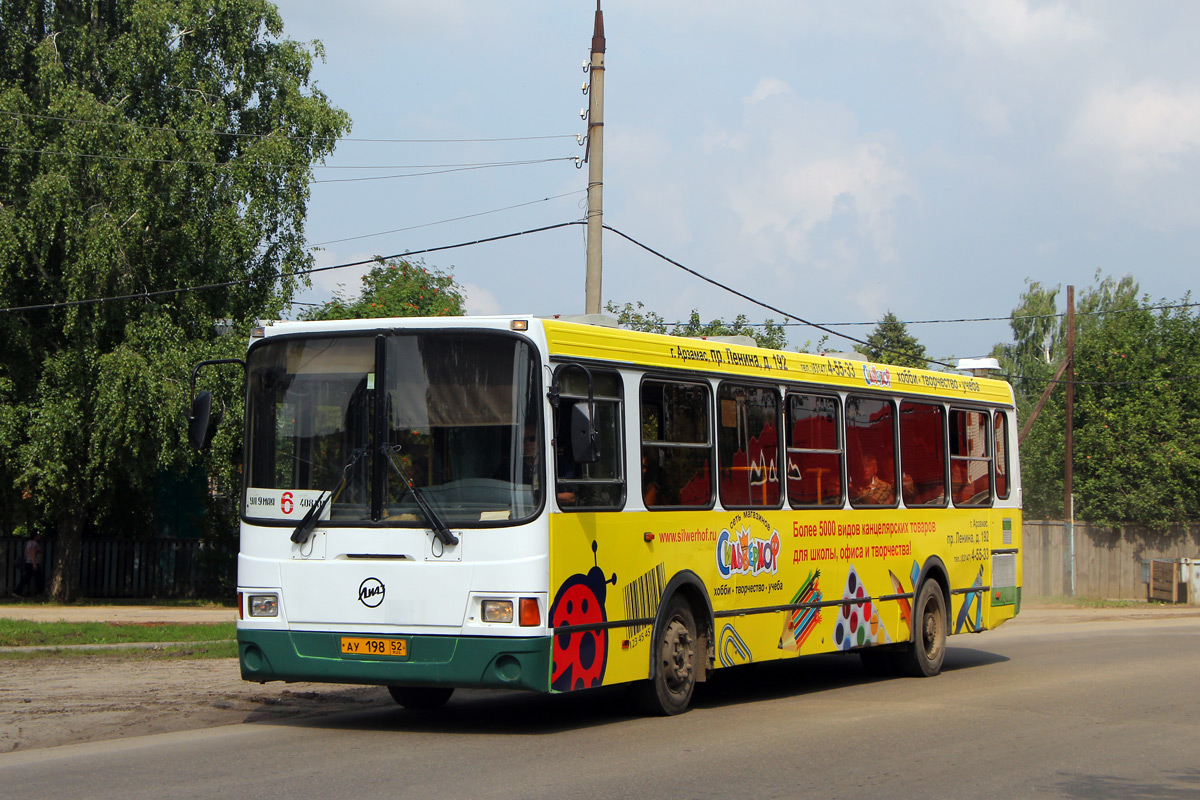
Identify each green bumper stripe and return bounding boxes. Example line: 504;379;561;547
990;586;1021;609
239;629;552;693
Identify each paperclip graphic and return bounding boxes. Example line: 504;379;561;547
719;623;752;667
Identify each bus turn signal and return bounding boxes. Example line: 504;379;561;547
519;597;540;627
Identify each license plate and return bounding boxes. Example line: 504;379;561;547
340;637;407;658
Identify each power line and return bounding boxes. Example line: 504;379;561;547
600;225;1200;387
1001;371;1200;387
599;224;960;370
1;110;579;144
0;144;575;175
0;222;583;315
649;301;1200;330
310;158;576;184
306;190;586;247
2;218;1193;389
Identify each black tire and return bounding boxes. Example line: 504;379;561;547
387;686;454;710
635;596;698;716
895;579;947;677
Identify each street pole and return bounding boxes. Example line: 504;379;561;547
584;1;605;315
1065;285;1075;595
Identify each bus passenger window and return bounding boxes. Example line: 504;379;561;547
717;383;781;508
786;393;843;507
641;380;712;509
552;367;625;510
950;409;992;506
899;401;947;507
846;396;897;508
995;412;1010;500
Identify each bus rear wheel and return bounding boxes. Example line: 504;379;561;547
635;596;697;716
388;686;454;710
895;579;947;677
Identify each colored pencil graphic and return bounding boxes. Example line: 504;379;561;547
780;569;822;651
890;569;912;633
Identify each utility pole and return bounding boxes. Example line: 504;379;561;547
1011;284;1077;592
1064;285;1076;595
584;1;605;315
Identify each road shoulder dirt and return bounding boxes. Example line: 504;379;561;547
2;601;1198;753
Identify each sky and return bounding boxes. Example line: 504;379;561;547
274;0;1200;364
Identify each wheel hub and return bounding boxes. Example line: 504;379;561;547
661;618;694;692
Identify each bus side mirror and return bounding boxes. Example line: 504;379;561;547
187;358;244;451
187;391;222;451
570;403;600;464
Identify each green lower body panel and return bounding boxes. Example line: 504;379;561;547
239;629;552;693
990;586;1022;611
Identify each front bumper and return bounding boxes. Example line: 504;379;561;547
239;629;552;692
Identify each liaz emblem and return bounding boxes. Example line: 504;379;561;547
358;577;385;608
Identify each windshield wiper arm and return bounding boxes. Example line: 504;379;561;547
290;447;368;545
381;444;459;546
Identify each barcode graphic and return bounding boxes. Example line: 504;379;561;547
624;563;666;638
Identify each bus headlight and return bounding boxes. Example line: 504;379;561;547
248;594;279;617
481;600;514;623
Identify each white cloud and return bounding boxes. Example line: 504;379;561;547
463;283;502;316
937;0;1100;51
731;143;911;251
967;95;1015;136
600;78;920;327
720;86;917;269
1064;83;1200;173
747;78;790;106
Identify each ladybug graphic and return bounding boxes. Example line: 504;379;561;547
550;541;617;692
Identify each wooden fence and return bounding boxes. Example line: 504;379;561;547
0;537;234;599
1023;520;1200;600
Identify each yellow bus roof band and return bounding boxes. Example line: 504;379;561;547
542;319;1013;406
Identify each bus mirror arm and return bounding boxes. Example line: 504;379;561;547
381;445;459;547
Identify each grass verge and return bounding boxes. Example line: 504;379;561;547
1032;595;1174;608
0;619;236;647
0;641;238;660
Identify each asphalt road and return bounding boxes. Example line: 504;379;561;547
1;612;1198;800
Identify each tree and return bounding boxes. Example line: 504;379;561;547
855;311;928;368
1070;297;1200;527
992;275;1140;397
606;301;789;350
0;1;350;600
990;280;1062;396
302;257;467;320
992;273;1200;527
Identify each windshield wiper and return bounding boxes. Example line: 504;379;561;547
381;444;459;546
290;447;368;545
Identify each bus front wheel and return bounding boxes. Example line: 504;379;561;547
388;686;454;710
896;579;947;677
635;596;698;716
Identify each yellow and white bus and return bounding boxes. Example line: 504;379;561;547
207;315;1020;714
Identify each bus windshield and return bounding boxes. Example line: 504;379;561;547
245;331;542;526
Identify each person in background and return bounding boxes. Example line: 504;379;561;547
15;533;44;597
851;454;894;505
